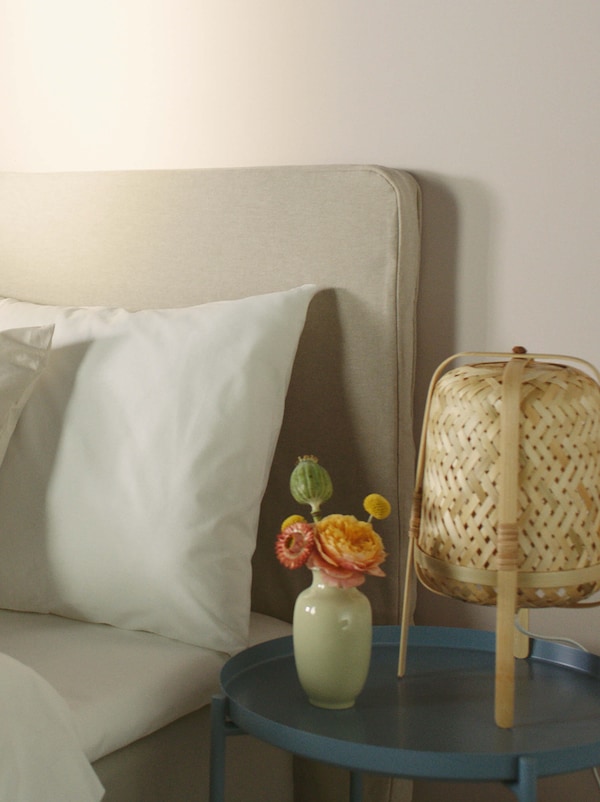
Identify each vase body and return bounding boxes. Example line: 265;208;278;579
292;569;372;709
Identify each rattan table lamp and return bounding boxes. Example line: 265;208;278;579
398;348;600;728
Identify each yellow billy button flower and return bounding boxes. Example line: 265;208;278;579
281;514;306;530
363;493;392;521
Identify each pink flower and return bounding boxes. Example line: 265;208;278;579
275;522;315;570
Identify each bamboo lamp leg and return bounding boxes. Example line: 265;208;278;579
495;355;527;729
514;609;530;659
398;535;415;677
495;568;518;728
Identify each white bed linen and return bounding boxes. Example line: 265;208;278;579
0;650;104;802
0;611;291;763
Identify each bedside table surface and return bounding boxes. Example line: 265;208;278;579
220;625;600;782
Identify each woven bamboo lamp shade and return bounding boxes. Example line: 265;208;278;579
398;348;600;728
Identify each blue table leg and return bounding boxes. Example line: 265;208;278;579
506;756;538;802
209;694;228;802
349;771;363;802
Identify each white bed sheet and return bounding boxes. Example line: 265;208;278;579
0;650;104;801
0;610;291;763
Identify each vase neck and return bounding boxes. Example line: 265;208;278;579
311;568;328;588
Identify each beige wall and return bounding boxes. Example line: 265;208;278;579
1;3;599;798
2;1;597;359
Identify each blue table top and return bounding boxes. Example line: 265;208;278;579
220;625;600;782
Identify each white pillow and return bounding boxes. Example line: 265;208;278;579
0;286;317;654
0;326;54;465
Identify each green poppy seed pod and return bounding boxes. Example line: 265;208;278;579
290;456;333;520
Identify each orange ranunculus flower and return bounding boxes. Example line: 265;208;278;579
312;514;387;582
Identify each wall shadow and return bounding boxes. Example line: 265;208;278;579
410;170;496;631
411;171;460;437
411;171;495;434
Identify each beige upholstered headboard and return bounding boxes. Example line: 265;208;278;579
0;165;421;627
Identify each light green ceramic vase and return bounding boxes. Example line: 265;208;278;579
292;569;372;709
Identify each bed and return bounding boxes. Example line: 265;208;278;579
0;165;421;801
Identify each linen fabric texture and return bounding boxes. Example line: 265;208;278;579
0;285;317;654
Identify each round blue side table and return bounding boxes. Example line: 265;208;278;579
209;625;600;801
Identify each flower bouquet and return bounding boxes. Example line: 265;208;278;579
275;455;390;587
